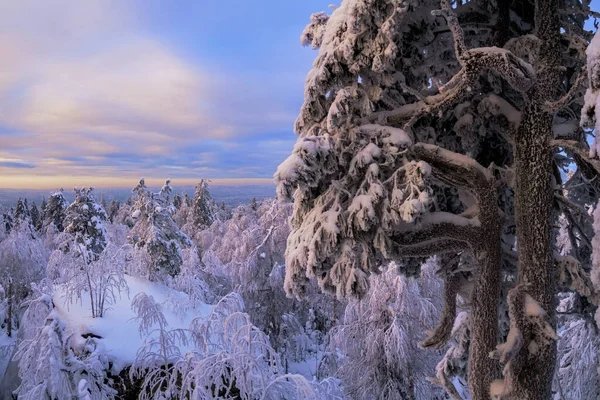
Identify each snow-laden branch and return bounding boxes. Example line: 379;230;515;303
555;253;600;305
390;238;469;258
362;12;534;130
412;142;493;194
391;212;480;250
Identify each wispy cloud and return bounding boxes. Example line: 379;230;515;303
0;0;328;188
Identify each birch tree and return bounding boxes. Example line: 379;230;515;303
276;1;600;398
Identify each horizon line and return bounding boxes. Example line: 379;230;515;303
0;176;276;190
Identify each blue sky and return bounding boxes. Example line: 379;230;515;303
0;1;599;189
0;0;331;188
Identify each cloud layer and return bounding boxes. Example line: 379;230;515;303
0;0;325;188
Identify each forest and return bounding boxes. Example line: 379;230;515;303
2;0;600;399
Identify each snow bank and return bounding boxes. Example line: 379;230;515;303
53;275;211;373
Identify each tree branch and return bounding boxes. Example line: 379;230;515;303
392;212;480;254
552;139;600;175
545;66;587;112
412;143;493;194
420;272;461;349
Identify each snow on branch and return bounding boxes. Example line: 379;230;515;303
427;311;470;400
391;212;481;249
411;142;493;194
555;253;599;305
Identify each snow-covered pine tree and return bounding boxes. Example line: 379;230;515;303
190;180;215;231
30;201;41;232
63;187;108;260
40;196;47;220
13;198;30;224
2;209;14;237
13;198;35;239
107;200;120;223
43;189;68;233
173;193;182;210
276;1;600;398
129;178;191;280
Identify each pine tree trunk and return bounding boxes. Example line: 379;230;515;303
510;1;560;397
6;279;12;338
468;178;502;399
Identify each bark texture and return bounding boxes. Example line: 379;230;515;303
509;1;560;398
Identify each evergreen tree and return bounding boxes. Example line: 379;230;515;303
129;178;191;280
3;208;14;235
191;180;214;230
63;187;108;260
173;193;182;210
43;189;68;233
107;200;120;223
275;1;599;398
13;198;35;237
29;201;41;232
13;197;30;224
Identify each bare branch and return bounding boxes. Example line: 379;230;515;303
554;193;593;222
419;272;460;349
546;67;587;112
432;0;467;63
553;139;600;175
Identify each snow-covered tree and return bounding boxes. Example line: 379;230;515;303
2;209;13;238
0;221;48;337
63;187;108;259
326;259;445;399
40;196;47;221
107;200;120;224
100;193;107;211
43;189;68;234
129;292;190;400
49;242;130;318
12;198;36;239
30;201;41;232
128;178;191;280
133;292;343;400
188;179;215;232
13;198;30;225
14;304;116;400
170;246;231;307
173;193;182;210
276;1;600;398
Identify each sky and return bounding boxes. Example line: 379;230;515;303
0;0;331;189
1;1;600;190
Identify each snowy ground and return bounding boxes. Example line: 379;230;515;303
52;275;212;372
